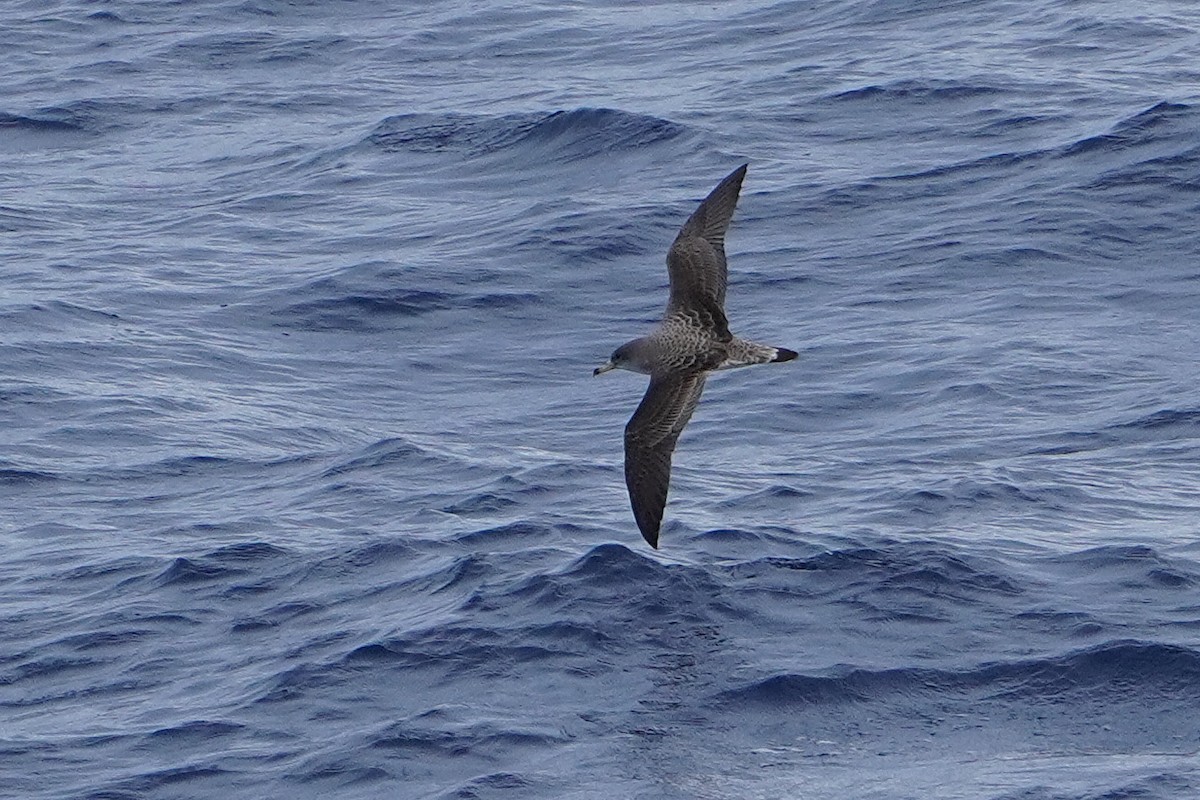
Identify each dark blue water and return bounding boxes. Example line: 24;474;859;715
4;2;1200;798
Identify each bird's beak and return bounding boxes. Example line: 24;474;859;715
593;360;616;376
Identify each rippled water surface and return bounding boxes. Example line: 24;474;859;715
4;1;1200;798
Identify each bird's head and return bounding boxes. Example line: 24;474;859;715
593;339;652;376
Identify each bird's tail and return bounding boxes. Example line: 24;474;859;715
716;338;798;370
770;347;798;362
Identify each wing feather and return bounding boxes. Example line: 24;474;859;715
623;374;707;548
666;164;747;314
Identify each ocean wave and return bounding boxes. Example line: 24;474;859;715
85;10;124;23
151;544;288;588
0;110;86;134
1062;101;1192;157
92;764;233;797
274;288;540;331
271;266;540;332
1058;101;1200;198
309;543;717;685
715;484;813;509
366;715;566;755
1041;544;1200;589
166;31;349;69
153;557;243;588
891;479;1092;517
318;437;459;479
441;492;520;517
0;204;60;233
1030;407;1200;455
0;467;60;485
1111;407;1200;434
336;626;578;677
20;99;152;136
0;108;97;153
823;100;1196;204
300;538;419;578
146;719;244;741
366;107;686;163
729;542;1023;607
719;640;1200;707
517;210;648;264
825;79;1011;103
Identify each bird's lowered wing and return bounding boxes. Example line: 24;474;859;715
623;373;708;548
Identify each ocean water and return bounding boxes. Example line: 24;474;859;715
4;1;1200;798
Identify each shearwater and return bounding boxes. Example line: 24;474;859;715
594;164;797;548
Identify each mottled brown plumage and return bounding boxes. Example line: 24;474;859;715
594;164;797;548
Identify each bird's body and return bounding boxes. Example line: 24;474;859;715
594;164;796;548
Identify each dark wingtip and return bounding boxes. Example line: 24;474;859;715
641;528;660;549
772;347;799;363
725;163;749;189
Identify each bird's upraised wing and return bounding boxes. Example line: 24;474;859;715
665;163;747;336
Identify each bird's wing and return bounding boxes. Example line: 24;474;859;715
665;164;747;328
624;373;708;548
